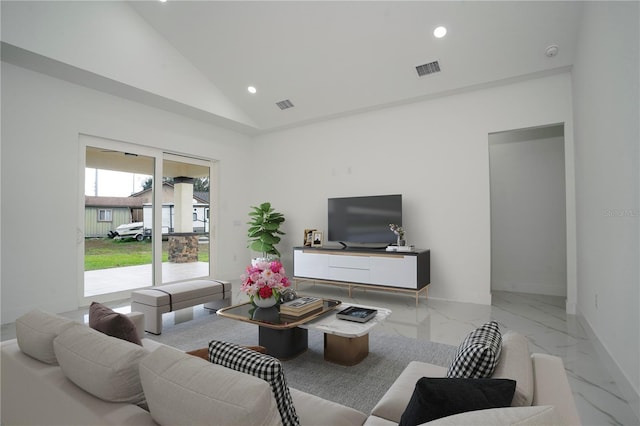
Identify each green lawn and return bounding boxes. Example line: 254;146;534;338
85;238;209;271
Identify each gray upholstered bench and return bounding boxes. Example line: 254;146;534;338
131;279;231;334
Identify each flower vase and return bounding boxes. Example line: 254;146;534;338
252;255;279;266
253;295;277;308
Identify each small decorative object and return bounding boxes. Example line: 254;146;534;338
303;229;316;246
241;260;291;307
247;202;286;259
311;231;323;247
280;288;298;303
336;306;378;323
389;223;406;246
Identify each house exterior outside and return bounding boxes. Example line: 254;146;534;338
84;196;143;238
84;183;209;238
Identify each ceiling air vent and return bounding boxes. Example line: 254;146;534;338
415;61;441;77
276;99;295;110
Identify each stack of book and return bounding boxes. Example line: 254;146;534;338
279;296;323;320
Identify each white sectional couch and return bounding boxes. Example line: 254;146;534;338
1;310;580;426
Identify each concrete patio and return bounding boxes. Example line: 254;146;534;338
84;261;210;297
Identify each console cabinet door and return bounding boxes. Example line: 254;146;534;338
370;255;417;288
293;251;330;280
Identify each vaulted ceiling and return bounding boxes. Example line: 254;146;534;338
128;1;583;132
1;1;585;134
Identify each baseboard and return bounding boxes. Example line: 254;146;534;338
427;293;492;306
577;309;640;420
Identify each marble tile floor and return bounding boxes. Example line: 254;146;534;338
2;282;638;425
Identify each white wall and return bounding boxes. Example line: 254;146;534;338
1;1;256;128
489;132;567;296
252;73;575;306
0;62;253;323
572;1;640;413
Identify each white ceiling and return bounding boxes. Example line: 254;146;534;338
127;1;583;132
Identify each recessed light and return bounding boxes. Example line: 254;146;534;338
247;86;257;94
159;0;167;3
434;26;447;39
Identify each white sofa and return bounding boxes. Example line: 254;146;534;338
366;332;582;425
1;310;580;426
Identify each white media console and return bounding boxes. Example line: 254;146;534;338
293;247;430;305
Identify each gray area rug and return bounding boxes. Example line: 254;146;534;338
146;310;457;414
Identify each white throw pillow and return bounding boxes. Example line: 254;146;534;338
139;345;282;426
53;324;147;405
15;309;76;364
492;331;535;406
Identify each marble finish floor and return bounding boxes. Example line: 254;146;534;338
2;282;638;425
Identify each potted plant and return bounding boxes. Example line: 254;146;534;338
247;202;286;260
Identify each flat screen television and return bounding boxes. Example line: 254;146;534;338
328;194;402;246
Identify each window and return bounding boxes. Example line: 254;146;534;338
98;209;112;222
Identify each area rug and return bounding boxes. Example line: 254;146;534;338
146;310;457;414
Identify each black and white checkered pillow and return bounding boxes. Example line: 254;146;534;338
447;321;502;379
208;340;299;426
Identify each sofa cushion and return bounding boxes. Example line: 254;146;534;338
53;324;147;405
425;405;561;425
208;340;299;426
289;388;368;426
398;377;516;426
491;331;534;406
89;302;142;346
447;320;502;378
371;361;448;423
15;309;76;365
140;345;281;426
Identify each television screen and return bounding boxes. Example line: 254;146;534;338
328;194;402;245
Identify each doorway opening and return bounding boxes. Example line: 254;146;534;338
489;124;567;298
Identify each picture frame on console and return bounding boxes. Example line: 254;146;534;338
303;229;316;247
311;231;323;247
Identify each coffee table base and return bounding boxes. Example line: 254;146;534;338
259;326;308;360
324;333;369;366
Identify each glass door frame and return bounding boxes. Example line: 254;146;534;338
78;134;217;306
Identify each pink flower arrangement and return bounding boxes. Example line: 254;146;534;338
240;260;291;302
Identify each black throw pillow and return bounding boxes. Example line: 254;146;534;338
399;377;516;426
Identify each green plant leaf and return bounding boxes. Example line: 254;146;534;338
260;234;279;244
250;241;270;252
262;222;279;231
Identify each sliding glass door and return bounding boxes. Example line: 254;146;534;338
84;145;155;298
160;155;211;284
81;136;214;303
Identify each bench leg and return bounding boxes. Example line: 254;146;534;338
131;302;163;335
